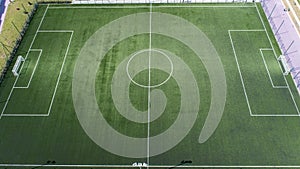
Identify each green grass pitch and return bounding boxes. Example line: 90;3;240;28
0;3;300;168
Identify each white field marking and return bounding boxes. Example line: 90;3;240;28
126;49;174;88
38;30;74;33
14;49;43;89
47;5;256;9
29;49;43;51
228;30;253;116
229;29;265;32
147;3;152;167
0;5;298;167
254;3;276;54
3;31;74;117
251;114;300;117
2;164;300;168
259;48;288;88
229;30;299;116
0;76;20;118
255;3;300;115
46;31;74;116
2;114;49;117
0;5;50;119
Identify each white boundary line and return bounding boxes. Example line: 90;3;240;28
255;2;300;116
259;48;288;89
2;164;300;168
2;30;74;117
14;49;43;89
0;5;50;119
48;5;256;9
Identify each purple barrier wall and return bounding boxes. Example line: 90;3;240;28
0;0;6;26
261;0;300;94
0;0;9;33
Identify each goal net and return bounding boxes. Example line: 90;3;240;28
12;55;25;76
277;55;290;75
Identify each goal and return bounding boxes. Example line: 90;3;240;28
12;55;25;76
277;55;290;75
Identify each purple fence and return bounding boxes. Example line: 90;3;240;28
261;0;300;94
0;0;6;25
0;0;9;32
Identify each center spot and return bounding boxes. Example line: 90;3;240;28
126;49;173;88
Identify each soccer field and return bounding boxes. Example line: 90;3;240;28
0;2;300;168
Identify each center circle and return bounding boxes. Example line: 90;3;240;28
126;49;174;88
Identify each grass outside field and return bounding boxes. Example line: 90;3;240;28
0;0;72;72
0;3;300;168
0;0;34;71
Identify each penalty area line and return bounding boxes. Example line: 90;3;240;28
47;31;74;116
255;3;300;116
38;30;74;33
0;5;49;119
2;114;49;117
1;31;73;118
229;29;299;117
251;114;300;117
228;30;253;116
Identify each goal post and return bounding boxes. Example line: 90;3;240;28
12;55;25;76
277;55;290;75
